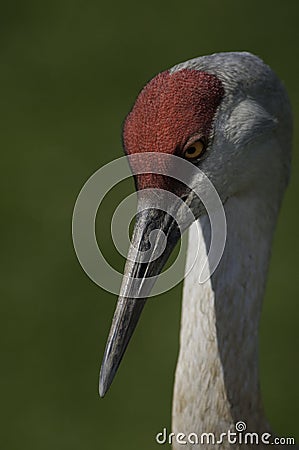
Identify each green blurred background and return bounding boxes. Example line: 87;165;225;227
1;0;298;448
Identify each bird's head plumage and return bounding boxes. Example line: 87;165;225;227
99;52;292;397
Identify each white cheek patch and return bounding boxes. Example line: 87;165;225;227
224;99;277;149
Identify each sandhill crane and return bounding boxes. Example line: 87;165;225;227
99;52;294;448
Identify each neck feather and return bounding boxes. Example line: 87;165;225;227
172;189;281;446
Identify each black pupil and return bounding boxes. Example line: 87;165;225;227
187;146;196;154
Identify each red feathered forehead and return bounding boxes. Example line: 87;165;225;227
123;68;224;190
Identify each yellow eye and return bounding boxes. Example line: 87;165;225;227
184;140;205;160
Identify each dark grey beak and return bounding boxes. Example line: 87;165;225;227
99;205;182;397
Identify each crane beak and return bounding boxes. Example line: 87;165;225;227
99;204;182;397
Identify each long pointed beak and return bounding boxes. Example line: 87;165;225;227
99;205;181;397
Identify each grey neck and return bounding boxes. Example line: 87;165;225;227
172;189;281;448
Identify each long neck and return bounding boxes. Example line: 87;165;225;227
172;190;281;448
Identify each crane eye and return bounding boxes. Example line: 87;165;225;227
184;140;205;161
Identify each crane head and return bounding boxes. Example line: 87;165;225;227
99;52;292;397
